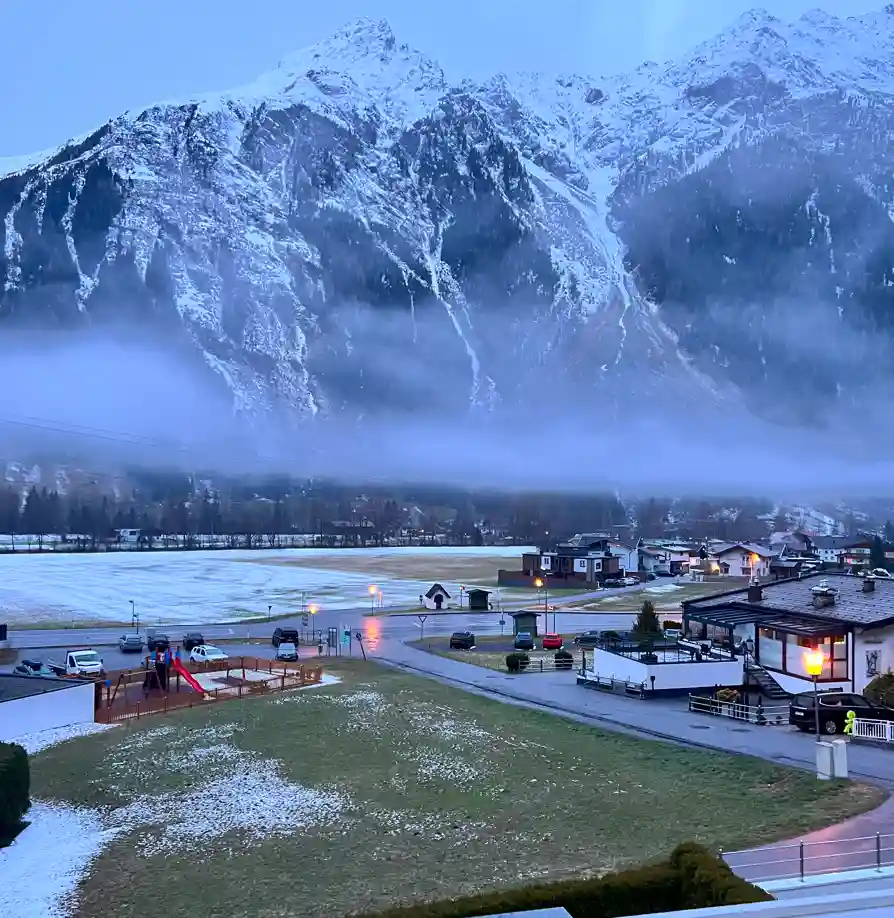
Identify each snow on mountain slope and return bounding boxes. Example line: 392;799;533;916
2;9;893;426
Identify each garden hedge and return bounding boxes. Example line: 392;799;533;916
0;741;30;844
357;842;770;918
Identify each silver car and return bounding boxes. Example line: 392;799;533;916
275;641;298;662
118;633;144;653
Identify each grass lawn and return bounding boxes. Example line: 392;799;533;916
242;552;517;585
30;661;885;918
565;582;725;611
411;635;584;673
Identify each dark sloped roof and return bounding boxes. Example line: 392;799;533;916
683;572;894;628
425;583;451;599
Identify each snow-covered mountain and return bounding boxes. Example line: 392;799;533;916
2;9;894;425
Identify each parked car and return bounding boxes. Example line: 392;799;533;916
621;576;639;586
573;631;602;648
272;627;300;648
541;633;563;650
182;632;205;652
12;659;56;677
275;641;299;662
789;691;894;735
147;633;170;653
118;633;144;653
645;572;657;581
514;632;534;651
449;631;476;650
189;644;229;664
48;648;105;677
603;579;622;588
656;570;675;577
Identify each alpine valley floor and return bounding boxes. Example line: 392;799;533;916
13;661;885;918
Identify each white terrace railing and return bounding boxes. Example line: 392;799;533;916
851;718;894;743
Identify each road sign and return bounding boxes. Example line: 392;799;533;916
342;628;350;645
302;615;309;626
355;631;363;641
417;614;428;641
417;614;428;624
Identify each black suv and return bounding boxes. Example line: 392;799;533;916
449;631;475;650
789;691;894;735
573;631;602;648
146;633;170;652
182;632;205;652
272;626;300;648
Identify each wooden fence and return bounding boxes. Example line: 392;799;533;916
96;659;325;724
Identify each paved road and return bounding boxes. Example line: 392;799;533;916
6;590;658;652
4;579;659;650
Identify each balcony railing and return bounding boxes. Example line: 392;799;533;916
724;833;894;882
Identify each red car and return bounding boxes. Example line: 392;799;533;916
541;633;563;650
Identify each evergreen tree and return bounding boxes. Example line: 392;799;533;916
633;599;661;636
0;487;20;534
884;520;894;545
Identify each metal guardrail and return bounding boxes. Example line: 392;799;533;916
852;718;894;743
724;833;894;882
577;671;647;697
688;694;790;725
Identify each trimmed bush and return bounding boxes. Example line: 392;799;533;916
505;652;530;673
359;842;770;918
663;620;683;631
0;742;30;845
865;671;894;707
554;649;574;671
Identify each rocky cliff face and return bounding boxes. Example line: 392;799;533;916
2;9;894;429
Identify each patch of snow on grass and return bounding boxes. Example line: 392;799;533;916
95;723;346;855
644;583;683;594
409;748;485;785
270;673;343;703
11;722;118;755
0;801;112;918
401;702;495;745
114;758;346;856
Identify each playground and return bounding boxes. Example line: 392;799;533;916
96;652;324;722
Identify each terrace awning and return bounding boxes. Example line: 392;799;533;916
683;605;846;638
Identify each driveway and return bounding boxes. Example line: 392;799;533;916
368;638;894;882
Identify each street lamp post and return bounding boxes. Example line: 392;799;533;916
804;647;826;741
534;577;549;633
368;585;377;615
308;603;318;642
130;600;136;630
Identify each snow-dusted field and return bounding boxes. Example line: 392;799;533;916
0;546;531;626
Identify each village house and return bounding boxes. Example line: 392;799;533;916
517;533;625;585
682;572;894;696
711;542;774;578
812;536;851;566
768;529;815;555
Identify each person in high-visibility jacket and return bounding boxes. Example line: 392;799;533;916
844;709;856;736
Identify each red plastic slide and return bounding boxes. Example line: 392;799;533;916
171;656;206;694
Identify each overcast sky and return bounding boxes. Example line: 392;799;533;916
0;0;862;157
